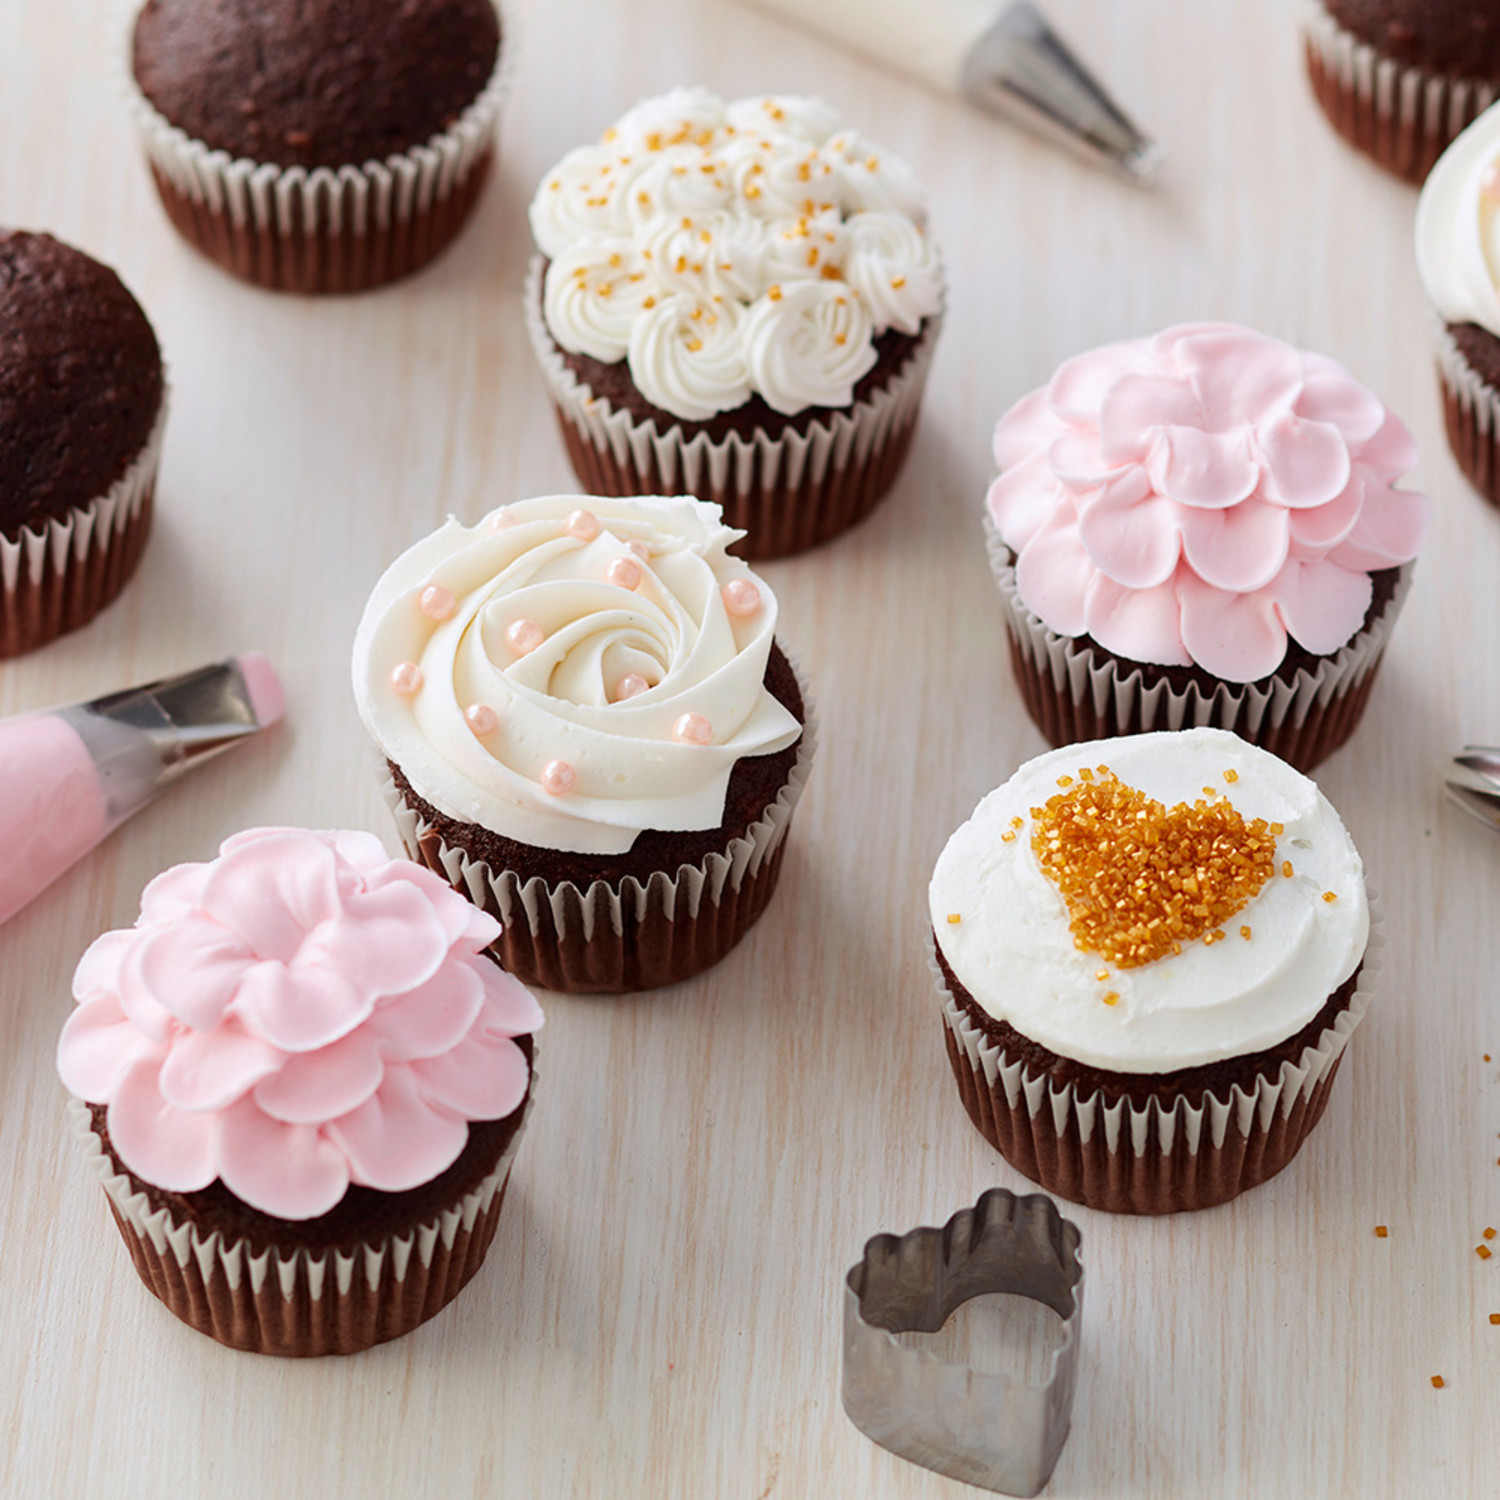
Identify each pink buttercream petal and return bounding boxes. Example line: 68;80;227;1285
1099;374;1201;465
107;1055;218;1193
1257;413;1350;509
1076;487;1181;589
475;966;546;1038
987;454;1071;552
1170;325;1303;424
200;832;344;961
327;829;393;874
1047;427;1123;490
158;1019;284;1112
366;958;485;1063
216;1093;351;1219
58;995;163;1103
410;1032;530;1122
992;387;1067;469
138;862;211;925
1177;573;1289;682
113;943;176;1044
1286;476;1364;553
360;856;491;948
72;929;135;1002
1048;337;1152;422
1178;498;1290;593
1083;569;1193;666
1148;423;1259;508
1327;484;1431;571
460;903;503;950
326;1067;468;1194
306;880;451;999
1014;505;1093;638
231;958;371;1053
1354;410;1421;477
129;919;253;1031
1271;559;1374;656
253;1028;385;1124
1298;355;1388;446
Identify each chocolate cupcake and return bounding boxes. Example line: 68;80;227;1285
525;88;944;559
126;0;505;293
58;827;542;1356
985;322;1429;771
0;231;165;658
1416;101;1500;503
1305;0;1500;184
352;494;815;994
930;728;1378;1215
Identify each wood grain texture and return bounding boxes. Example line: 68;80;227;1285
1;1;1498;1495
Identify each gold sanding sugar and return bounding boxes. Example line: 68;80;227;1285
1030;768;1277;969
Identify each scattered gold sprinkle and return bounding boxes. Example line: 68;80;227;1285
1282;860;1294;878
643;296;656;309
1000;830;1016;844
686;337;704;352
1491;1314;1500;1325
1432;1376;1445;1389
1095;969;1109;982
946;913;962;925
1079;767;1095;783
821;264;843;280
645;131;663;151
549;178;561;191
1010;817;1024;830
1486;1054;1492;1062
807;247;820;267
1487;1228;1497;1240
608;252;622;268
891;275;907;289
596;282;612;297
1269;822;1284;836
834;333;847;345
1240;925;1252;939
1375;1225;1388;1238
768;284;782;301
745;184;762;199
1478;1245;1493;1260
1224;769;1239;783
866;155;879;170
1323;891;1338;903
1056;775;1074;788
1102;992;1119;1006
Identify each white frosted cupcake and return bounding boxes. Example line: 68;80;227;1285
525;88;944;558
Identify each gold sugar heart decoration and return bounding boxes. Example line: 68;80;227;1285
1028;765;1280;970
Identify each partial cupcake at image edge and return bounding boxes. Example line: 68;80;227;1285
1416;100;1500;504
1304;0;1500;184
986;321;1429;771
57;826;543;1357
352;494;815;994
0;230;165;657
929;727;1378;1215
124;0;507;293
524;88;944;559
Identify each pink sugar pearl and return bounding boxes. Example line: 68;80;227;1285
418;584;457;621
465;703;498;736
673;712;713;745
606;556;643;590
566;508;600;541
540;760;576;795
615;673;650;700
390;662;423;695
722;579;761;617
486;507;518;532
506;618;545;655
627;539;651;560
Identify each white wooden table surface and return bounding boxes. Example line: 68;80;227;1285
2;1;1498;1495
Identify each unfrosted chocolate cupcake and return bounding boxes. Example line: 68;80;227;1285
0;231;164;657
127;0;505;293
1305;0;1500;183
352;494;815;994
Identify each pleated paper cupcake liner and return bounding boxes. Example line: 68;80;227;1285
69;1081;534;1357
523;256;940;560
1433;312;1500;506
933;894;1382;1215
1304;1;1497;184
382;660;818;994
120;1;512;293
0;394;165;659
986;517;1412;773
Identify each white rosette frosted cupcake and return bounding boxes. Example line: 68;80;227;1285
524;88;944;558
352;494;815;993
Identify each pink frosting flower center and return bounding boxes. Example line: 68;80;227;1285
987;322;1430;681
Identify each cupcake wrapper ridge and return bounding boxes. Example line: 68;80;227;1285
986;516;1412;772
68;1080;534;1357
0;393;165;659
383;657;818;994
935;893;1382;1215
120;0;512;293
1304;1;1497;184
1433;312;1500;507
524;255;940;560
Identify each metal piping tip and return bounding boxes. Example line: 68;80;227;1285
962;2;1162;184
1445;746;1500;833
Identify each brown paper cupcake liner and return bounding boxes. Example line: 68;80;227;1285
523;256;940;560
934;895;1381;1215
0;395;165;659
986;517;1412;772
1433;313;1500;506
1304;2;1497;184
121;2;510;294
382;662;818;994
69;1082;533;1356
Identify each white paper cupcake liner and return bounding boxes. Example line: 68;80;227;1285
382;657;818;993
1432;309;1500;503
69;1076;534;1355
934;892;1382;1211
0;393;166;657
1304;1;1497;183
119;1;512;291
523;255;941;558
985;514;1413;764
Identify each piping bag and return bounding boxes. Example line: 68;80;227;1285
733;0;1161;183
0;654;284;927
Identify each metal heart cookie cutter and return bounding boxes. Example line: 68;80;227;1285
842;1188;1083;1497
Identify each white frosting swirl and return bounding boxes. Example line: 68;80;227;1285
352;495;803;857
1416;101;1500;336
929;730;1368;1072
529;90;944;422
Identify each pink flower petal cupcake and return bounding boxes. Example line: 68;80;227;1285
58;827;542;1356
986;323;1430;771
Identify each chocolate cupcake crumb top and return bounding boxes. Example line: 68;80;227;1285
1324;0;1500;77
0;231;163;539
131;0;501;170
